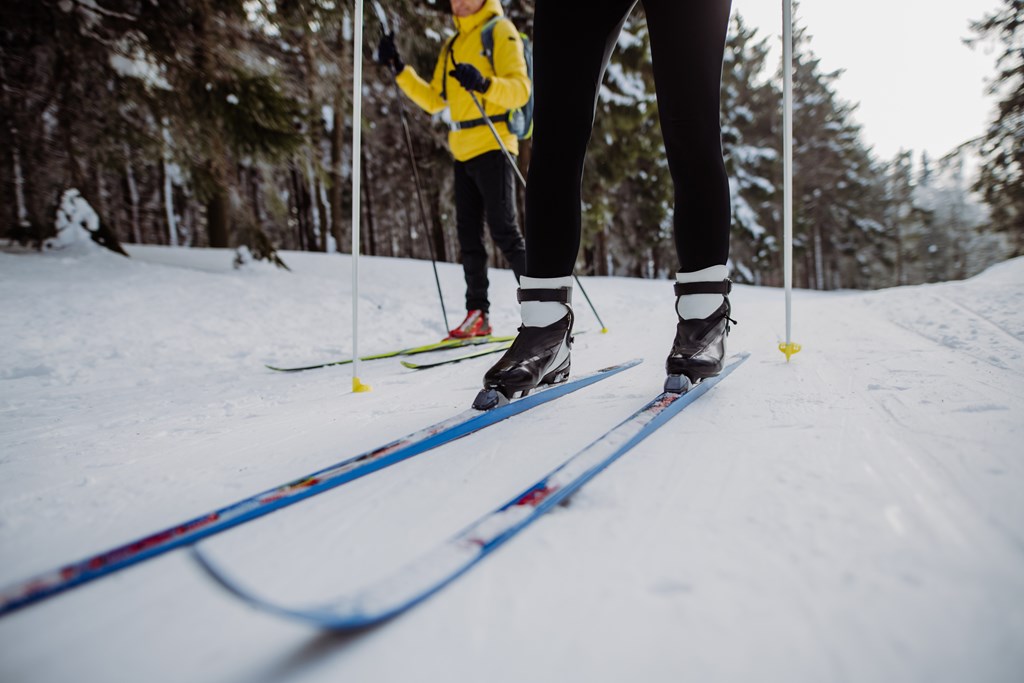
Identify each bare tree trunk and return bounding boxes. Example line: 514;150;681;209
305;156;323;251
813;222;824;290
803;248;813;290
429;191;448;263
183;201;196;247
318;174;333;252
12;137;31;235
361;146;377;256
162;122;179;246
95;167;119;244
207;186;230;248
598;225;609;275
290;166;307;251
330;101;346;253
401;192;416;259
248;166;265;230
124;146;142;244
894;219;903;286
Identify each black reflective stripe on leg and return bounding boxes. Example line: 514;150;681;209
674;279;732;297
517;287;572;304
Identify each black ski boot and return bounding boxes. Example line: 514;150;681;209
664;280;735;393
473;287;573;410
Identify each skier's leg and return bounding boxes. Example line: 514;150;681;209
524;0;639;278
644;0;732;273
479;151;526;280
454;157;490;316
480;0;638;402
643;0;735;387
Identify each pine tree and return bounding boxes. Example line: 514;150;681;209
262;0;351;254
883;150;916;285
362;0;467;263
71;0;305;264
789;20;889;290
968;0;1024;256
721;13;780;286
0;0;133;254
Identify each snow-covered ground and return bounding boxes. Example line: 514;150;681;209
1;242;1022;683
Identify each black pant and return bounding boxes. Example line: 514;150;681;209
454;150;527;312
525;0;733;277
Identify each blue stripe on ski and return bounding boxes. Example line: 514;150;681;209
193;353;749;629
0;359;641;618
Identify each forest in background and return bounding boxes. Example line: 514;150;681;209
1;0;1021;289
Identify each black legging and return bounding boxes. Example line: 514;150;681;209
525;0;733;277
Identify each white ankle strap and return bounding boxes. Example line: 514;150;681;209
520;276;573;328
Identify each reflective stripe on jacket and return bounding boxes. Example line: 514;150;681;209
395;0;530;162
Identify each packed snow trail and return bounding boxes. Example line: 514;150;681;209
192;355;747;630
0;245;1021;683
0;360;639;617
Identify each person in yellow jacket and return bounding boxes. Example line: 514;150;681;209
377;0;530;339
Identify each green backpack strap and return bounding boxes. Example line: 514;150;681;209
480;16;504;67
480;16;534;139
444;16;533;139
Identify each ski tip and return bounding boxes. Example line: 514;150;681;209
597;358;643;373
266;363;306;372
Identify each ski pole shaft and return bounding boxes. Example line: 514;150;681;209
393;77;450;332
468;92;526;186
573;274;607;333
779;0;800;362
373;11;449;333
351;0;371;392
467;91;608;332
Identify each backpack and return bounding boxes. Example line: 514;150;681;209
440;17;536;139
480;16;534;140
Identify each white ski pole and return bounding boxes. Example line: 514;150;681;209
352;0;372;392
466;88;608;333
780;0;801;362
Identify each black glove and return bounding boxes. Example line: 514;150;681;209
377;32;404;75
449;63;490;93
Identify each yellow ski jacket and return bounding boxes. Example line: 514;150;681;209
395;0;530;162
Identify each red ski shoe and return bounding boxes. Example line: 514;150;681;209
446;309;492;339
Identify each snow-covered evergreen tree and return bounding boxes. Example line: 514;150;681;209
884;146;1005;285
967;0;1024;256
883;149;916;285
720;13;779;286
789;21;889;290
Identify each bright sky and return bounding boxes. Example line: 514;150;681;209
732;0;1002;163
